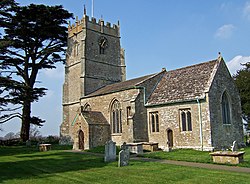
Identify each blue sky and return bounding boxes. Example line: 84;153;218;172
1;0;250;137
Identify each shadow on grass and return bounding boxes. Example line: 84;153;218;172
0;146;39;156
0;149;107;183
0;145;72;157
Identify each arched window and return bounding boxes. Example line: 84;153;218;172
181;111;187;131
151;114;155;132
221;92;231;124
110;100;122;133
180;109;192;131
156;114;159;132
150;112;159;133
187;111;192;131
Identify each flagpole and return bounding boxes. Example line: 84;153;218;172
92;0;94;17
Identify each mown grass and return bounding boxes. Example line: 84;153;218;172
140;146;250;167
1;145;250;184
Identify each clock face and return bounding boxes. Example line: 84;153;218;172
98;36;108;49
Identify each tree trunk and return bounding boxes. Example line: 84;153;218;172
20;100;31;142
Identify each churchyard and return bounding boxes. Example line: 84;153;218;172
0;145;250;184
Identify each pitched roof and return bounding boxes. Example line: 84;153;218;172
146;59;220;105
83;72;160;98
81;111;109;125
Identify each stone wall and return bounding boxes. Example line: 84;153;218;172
208;60;243;149
61;14;126;139
61;103;80;137
72;116;89;150
80;88;141;145
133;90;148;142
89;124;111;148
147;100;212;151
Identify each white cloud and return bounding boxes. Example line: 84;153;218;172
243;1;250;20
215;24;235;39
226;55;250;75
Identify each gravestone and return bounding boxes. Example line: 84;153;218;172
118;142;130;167
231;141;237;152
26;140;31;147
104;140;116;162
121;142;127;150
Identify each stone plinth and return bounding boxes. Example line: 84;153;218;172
125;143;143;154
142;142;159;152
39;144;52;151
209;151;245;165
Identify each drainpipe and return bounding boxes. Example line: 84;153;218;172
197;99;203;151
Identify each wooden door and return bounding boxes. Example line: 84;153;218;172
167;129;173;148
78;130;84;150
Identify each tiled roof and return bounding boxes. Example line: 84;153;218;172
83;73;159;98
146;59;219;105
81;111;109;125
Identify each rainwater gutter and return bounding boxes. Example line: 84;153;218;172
197;98;203;151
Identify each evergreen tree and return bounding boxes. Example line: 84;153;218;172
0;2;72;141
233;62;250;129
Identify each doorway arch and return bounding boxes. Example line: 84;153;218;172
78;130;84;150
167;129;173;148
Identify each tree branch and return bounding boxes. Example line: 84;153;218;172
0;113;22;124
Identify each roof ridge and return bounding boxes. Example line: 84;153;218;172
167;59;218;73
135;70;165;86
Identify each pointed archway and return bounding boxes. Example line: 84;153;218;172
167;129;173;148
78;130;84;150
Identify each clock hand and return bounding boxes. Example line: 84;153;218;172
101;40;106;47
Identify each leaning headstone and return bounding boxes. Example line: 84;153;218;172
118;149;130;167
231;141;237;152
104;140;116;162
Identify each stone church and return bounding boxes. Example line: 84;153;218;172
60;13;243;151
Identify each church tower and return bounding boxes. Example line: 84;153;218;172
60;12;126;137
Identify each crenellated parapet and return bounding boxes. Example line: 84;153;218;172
68;15;120;38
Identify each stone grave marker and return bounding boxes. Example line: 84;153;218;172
231;141;237;152
26;140;31;147
118;142;130;167
104;140;116;162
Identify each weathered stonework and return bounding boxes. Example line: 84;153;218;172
208;61;243;150
147;100;213;150
60;14;126;140
60;13;243;151
210;151;245;164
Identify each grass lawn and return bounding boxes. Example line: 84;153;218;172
1;145;250;184
140;147;250;168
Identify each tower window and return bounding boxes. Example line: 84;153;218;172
150;112;159;133
180;109;192;131
221;92;231;124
